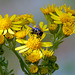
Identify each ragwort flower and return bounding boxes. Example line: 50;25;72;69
13;13;35;25
50;8;75;24
62;22;74;36
15;35;53;53
0;14;17;35
14;27;30;39
40;4;63;15
26;50;42;63
41;48;54;57
49;23;57;31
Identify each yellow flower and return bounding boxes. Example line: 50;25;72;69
40;67;48;75
49;23;57;31
64;4;75;16
62;22;73;36
15;27;30;39
5;33;14;40
0;35;4;44
40;4;63;15
15;35;53;53
30;65;38;73
41;48;54;57
26;50;42;63
40;4;56;14
13;13;35;25
0;14;17;35
50;8;75;24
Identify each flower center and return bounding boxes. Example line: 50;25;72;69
26;36;41;50
0;18;12;30
60;13;73;23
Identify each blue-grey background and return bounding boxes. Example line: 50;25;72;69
1;0;75;75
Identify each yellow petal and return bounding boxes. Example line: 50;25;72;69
3;30;7;35
44;28;49;31
11;27;21;31
0;15;3;20
15;45;27;50
12;21;22;24
8;28;14;34
0;30;3;34
12;25;22;27
43;24;47;30
4;14;9;18
10;14;16;21
41;33;46;41
55;8;63;16
68;12;72;16
27;18;33;22
39;22;43;28
19;48;29;53
42;42;53;47
51;16;60;20
54;21;62;24
16;39;27;44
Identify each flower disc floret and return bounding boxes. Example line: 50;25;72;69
63;23;73;36
0;18;12;30
26;36;41;50
49;23;57;31
26;50;42;63
60;13;74;23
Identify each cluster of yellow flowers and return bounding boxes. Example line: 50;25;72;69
0;4;75;75
41;4;75;36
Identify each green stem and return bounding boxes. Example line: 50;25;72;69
12;49;29;74
49;72;51;75
4;38;31;75
12;38;31;75
0;64;4;75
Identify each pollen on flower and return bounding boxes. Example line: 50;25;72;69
60;13;74;23
0;18;12;30
26;36;41;50
30;65;38;73
63;24;73;36
15;30;27;39
49;23;57;31
0;35;4;44
26;50;42;63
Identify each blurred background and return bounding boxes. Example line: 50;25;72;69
1;0;75;75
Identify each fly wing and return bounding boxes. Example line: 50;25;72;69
27;25;35;29
36;25;40;29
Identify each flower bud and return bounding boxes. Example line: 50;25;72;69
49;55;57;63
53;63;59;70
